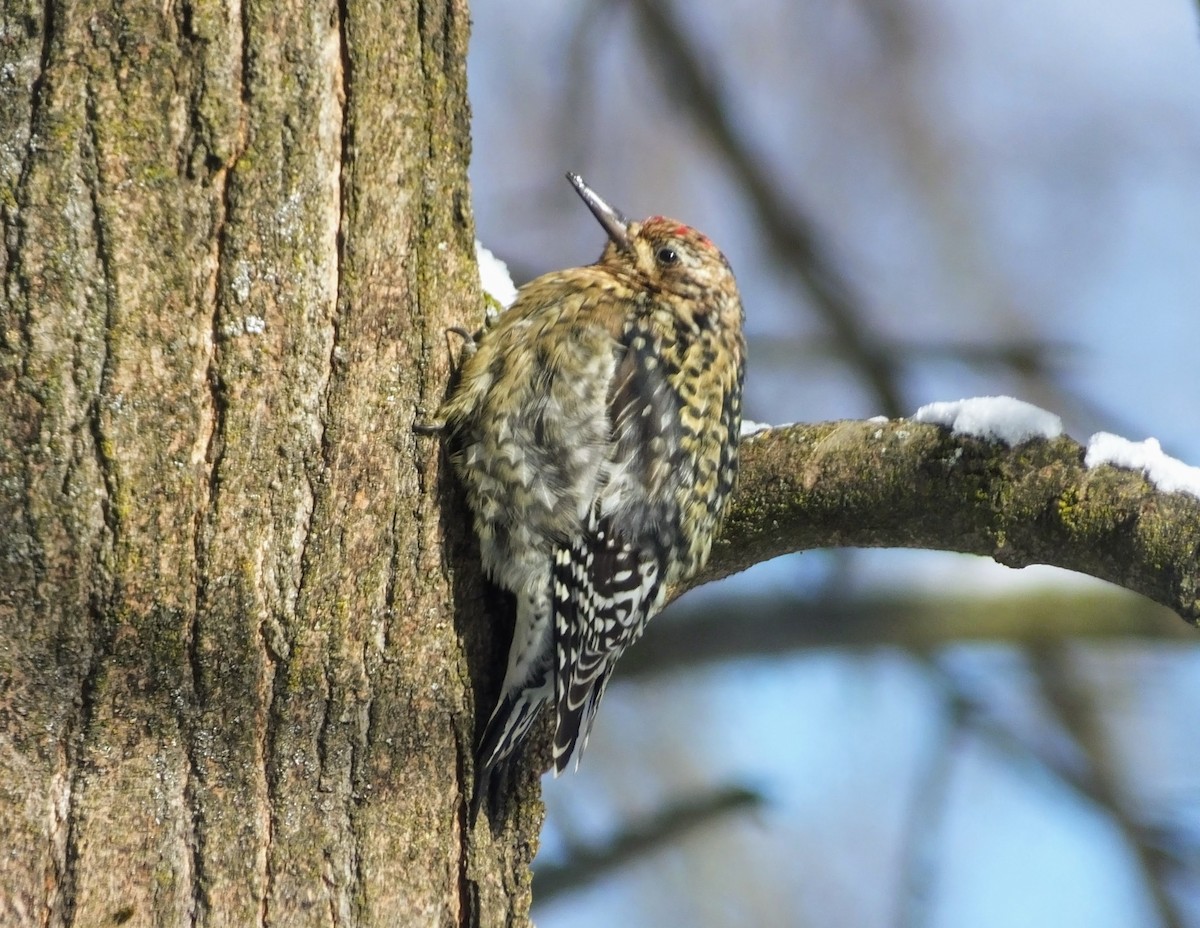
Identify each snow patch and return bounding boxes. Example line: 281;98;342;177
740;419;772;438
475;240;518;309
1085;433;1200;499
914;396;1063;445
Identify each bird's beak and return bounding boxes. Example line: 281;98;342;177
567;173;632;252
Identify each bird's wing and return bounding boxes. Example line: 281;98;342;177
550;324;680;772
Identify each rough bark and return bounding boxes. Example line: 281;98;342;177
0;1;536;926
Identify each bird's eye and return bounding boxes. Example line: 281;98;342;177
656;246;679;266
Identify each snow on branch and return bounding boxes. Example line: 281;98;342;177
683;400;1200;626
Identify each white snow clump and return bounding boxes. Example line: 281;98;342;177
1085;433;1200;500
475;240;518;309
914;396;1063;445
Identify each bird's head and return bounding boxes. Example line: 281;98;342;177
567;173;741;316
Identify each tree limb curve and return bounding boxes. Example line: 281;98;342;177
681;420;1200;626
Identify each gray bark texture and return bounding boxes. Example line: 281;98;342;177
0;1;538;925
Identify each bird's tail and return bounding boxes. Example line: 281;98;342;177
551;661;616;774
470;679;550;824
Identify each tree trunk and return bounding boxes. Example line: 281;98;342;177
0;1;535;925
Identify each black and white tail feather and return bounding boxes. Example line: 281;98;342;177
470;647;550;823
470;514;666;823
551;515;665;772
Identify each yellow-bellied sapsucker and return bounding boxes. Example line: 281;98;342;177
428;174;745;804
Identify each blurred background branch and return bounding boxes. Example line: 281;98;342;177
1029;646;1189;928
626;0;906;417
535;786;766;901
621;590;1189;682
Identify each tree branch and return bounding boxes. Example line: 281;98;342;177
533;786;764;901
682;421;1200;626
619;589;1187;682
1029;646;1187;928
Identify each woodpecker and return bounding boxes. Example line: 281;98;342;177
427;173;745;809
